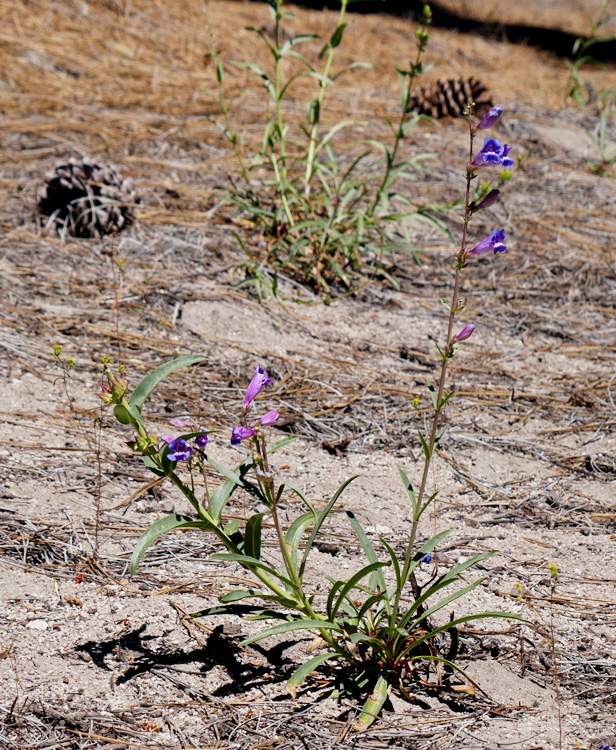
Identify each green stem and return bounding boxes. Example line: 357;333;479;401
204;2;250;184
303;0;349;197
273;0;290;198
366;11;429;219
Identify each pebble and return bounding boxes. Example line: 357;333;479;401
26;619;49;630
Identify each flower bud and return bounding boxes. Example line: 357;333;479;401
475;106;503;131
452;324;476;344
259;410;280;427
471;189;500;213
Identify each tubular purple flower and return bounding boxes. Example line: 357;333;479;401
167;439;193;462
475;106;503;131
170;417;189;428
470;138;514;169
259;410;280;427
243;366;273;412
452;324;476;343
231;425;256;445
162;434;175;444
420;554;432;564
468;229;507;256
194;433;209;448
472;189;500;212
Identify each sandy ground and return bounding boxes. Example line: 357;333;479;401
1;0;616;748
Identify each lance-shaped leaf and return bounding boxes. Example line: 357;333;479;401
128;356;206;423
130;514;213;575
287;652;342;698
346;511;388;609
239;618;341;647
354;675;389;731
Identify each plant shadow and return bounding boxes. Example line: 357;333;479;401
75;624;297;697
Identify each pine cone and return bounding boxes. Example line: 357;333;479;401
37;157;140;238
408;77;492;119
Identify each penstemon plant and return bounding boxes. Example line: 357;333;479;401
209;1;445;296
101;105;522;727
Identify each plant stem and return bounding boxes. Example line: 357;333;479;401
273;0;291;200
393;118;475;620
303;0;349;197
366;9;429;218
205;2;250;184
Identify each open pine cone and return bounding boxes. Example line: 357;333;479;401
408;77;492;119
37;157;140;238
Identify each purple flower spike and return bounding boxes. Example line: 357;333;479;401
243;366;273;413
452;324;476;343
259;410;280;427
475;106;503;131
470;138;514;169
468;229;507;256
167;439;193;462
195;433;209;448
231;425;257;445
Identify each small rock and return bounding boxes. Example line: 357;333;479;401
26;619;49;630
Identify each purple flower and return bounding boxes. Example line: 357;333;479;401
259;410;279;427
243;366;273;413
194;433;209;448
472;189;500;212
475;106;503;131
170;417;189;428
470;138;514;169
231;425;257;445
468;229;507;256
166;439;193;462
421;554;432;564
452;324;476;343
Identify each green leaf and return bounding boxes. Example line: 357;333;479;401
379;538;401;591
400;612;528;659
140;454;165;477
404;529;452;582
231;61;275;98
286;511;317;573
269;436;297;453
113;404;131;425
128;356;206;419
239;618;340;647
287;652;341;697
130;514;212;575
280;33;319;57
354;675;389;731
418;430;431;460
398;468;417;517
219;590;299;608
332;562;389;621
330;23;346;48
299;476;358;578
210;552;298;590
346;511;388;606
244;514;265;559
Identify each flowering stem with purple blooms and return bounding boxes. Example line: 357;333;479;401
392;104;513;622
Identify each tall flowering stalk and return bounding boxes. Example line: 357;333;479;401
392;105;512;621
